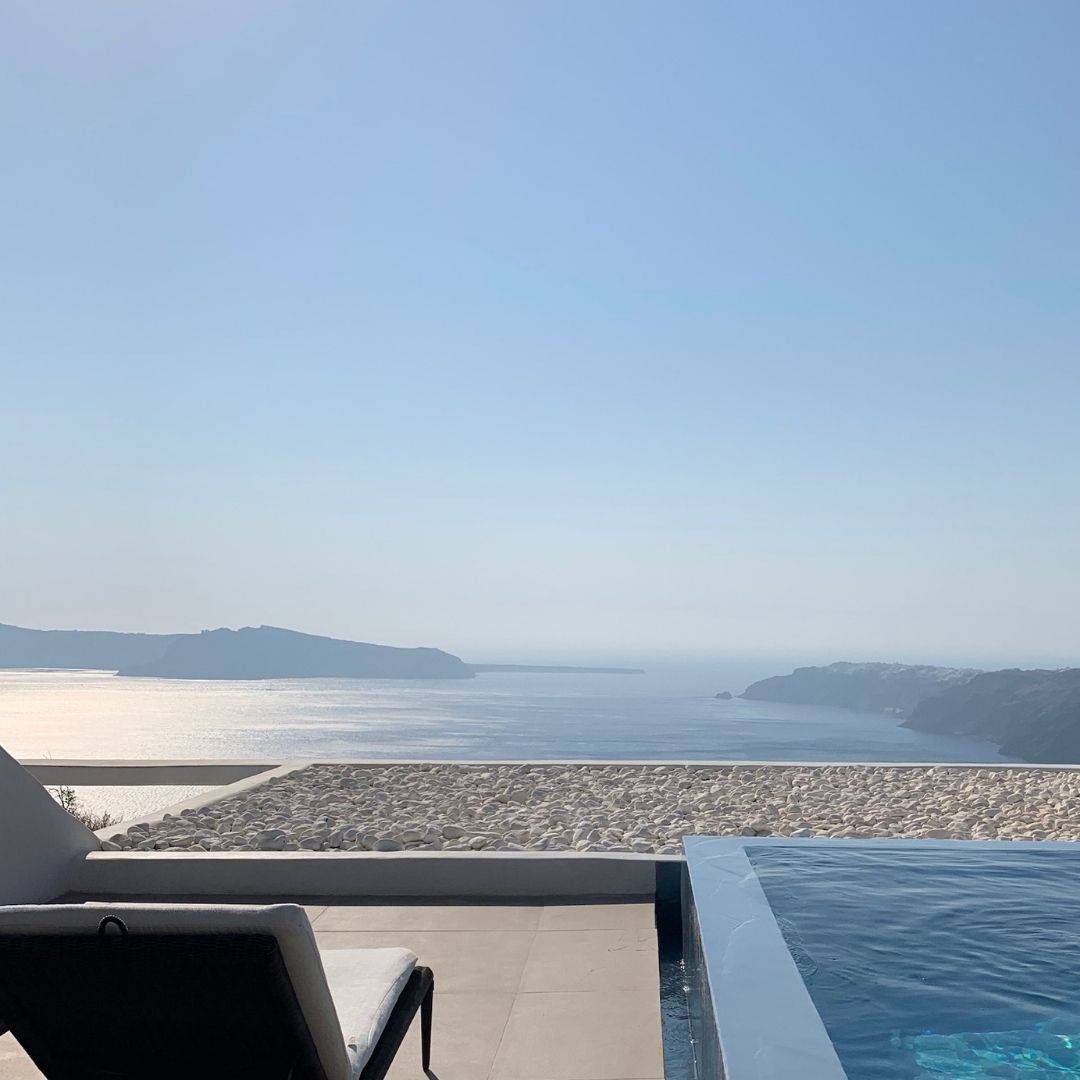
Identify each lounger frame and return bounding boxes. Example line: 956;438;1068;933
360;965;434;1080
0;930;433;1080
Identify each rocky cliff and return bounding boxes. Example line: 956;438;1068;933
903;668;1080;763
741;661;979;716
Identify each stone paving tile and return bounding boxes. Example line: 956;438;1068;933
537;903;656;932
489;990;665;1079
385;990;516;1080
520;929;659;993
316;929;537;994
0;1034;43;1079
313;903;542;932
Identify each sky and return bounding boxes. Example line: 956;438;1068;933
2;1;1078;665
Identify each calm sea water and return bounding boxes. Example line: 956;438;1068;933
0;666;1010;763
751;846;1080;1079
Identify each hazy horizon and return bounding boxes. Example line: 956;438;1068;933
3;617;1074;675
3;2;1078;663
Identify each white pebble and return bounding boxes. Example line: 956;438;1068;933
120;762;1080;857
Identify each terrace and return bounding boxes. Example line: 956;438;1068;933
1;749;674;1080
7;748;1080;1079
1;898;665;1080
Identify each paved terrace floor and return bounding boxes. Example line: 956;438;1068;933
0;899;664;1080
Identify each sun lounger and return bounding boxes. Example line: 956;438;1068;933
0;902;433;1080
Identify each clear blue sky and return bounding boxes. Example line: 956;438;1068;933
3;1;1078;664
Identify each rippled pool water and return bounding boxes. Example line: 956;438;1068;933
749;846;1080;1078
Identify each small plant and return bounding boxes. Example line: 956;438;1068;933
51;785;119;831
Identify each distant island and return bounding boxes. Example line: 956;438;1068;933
0;623;472;680
470;664;644;675
119;626;473;680
0;622;184;672
0;622;644;681
743;660;1080;763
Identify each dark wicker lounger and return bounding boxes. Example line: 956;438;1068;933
0;903;433;1080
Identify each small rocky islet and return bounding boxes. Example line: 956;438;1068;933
101;762;1080;854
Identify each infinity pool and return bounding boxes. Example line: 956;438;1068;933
684;838;1080;1080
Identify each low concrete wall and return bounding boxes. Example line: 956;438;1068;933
71;850;676;899
21;760;283;786
21;756;1077;779
0;745;100;903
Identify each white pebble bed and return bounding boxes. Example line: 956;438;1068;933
100;763;1080;854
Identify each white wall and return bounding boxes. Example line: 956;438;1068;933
0;744;100;903
73;850;667;898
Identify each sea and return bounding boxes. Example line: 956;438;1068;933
1;664;1010;820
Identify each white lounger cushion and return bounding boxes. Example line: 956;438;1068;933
0;903;359;1080
321;947;418;1078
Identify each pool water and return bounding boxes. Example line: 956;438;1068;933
655;866;697;1080
747;846;1080;1079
